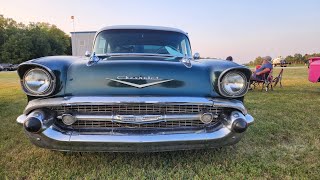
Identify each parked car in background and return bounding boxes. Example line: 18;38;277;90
272;56;291;67
0;63;19;71
308;57;320;83
0;64;11;71
9;64;19;71
16;25;254;152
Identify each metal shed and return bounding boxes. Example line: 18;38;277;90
71;31;96;56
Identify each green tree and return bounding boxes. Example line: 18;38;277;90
293;53;303;64
285;55;294;64
27;22;71;60
0;15;71;64
1;30;33;64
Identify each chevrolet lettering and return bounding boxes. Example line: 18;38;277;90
16;25;254;152
116;76;161;80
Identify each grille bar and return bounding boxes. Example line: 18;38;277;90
60;114;200;123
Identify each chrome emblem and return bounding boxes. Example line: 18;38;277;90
116;76;160;80
106;76;173;88
115;115;162;123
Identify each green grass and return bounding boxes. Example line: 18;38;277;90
0;68;319;179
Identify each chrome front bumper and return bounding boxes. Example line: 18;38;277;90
17;96;254;152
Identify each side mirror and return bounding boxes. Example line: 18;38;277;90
85;51;91;57
193;52;200;60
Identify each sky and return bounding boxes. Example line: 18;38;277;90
0;0;320;63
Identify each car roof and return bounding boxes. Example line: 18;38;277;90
309;57;320;60
97;25;188;35
309;57;320;63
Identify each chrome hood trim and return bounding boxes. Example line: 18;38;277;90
23;96;247;115
105;78;174;88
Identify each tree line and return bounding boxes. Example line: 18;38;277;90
246;53;320;66
0;15;71;64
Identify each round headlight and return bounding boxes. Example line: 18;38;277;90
23;68;54;95
220;71;248;97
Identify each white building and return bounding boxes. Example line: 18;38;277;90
71;31;96;56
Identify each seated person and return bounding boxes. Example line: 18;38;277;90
251;56;273;80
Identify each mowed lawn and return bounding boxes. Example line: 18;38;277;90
0;67;319;179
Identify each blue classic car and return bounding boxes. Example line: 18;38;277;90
17;25;254;152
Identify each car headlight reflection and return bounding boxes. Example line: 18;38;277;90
23;68;54;95
220;71;248;97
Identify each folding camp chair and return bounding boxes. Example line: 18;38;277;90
251;70;273;91
272;68;284;88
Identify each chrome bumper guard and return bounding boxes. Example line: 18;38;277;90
17;96;254;152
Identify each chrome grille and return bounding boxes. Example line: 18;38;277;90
52;104;223;115
51;104;226;130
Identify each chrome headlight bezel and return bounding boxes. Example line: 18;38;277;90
22;68;56;96
218;70;249;97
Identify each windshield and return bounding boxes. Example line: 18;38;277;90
93;29;192;57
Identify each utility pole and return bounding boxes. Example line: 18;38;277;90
71;16;76;56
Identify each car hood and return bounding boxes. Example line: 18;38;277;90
65;58;217;97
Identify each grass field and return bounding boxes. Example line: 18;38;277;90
0;67;319;179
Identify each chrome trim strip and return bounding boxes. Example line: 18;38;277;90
96;53;177;58
105;78;174;88
22;96;247;115
69;127;231;143
59;114;201;124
